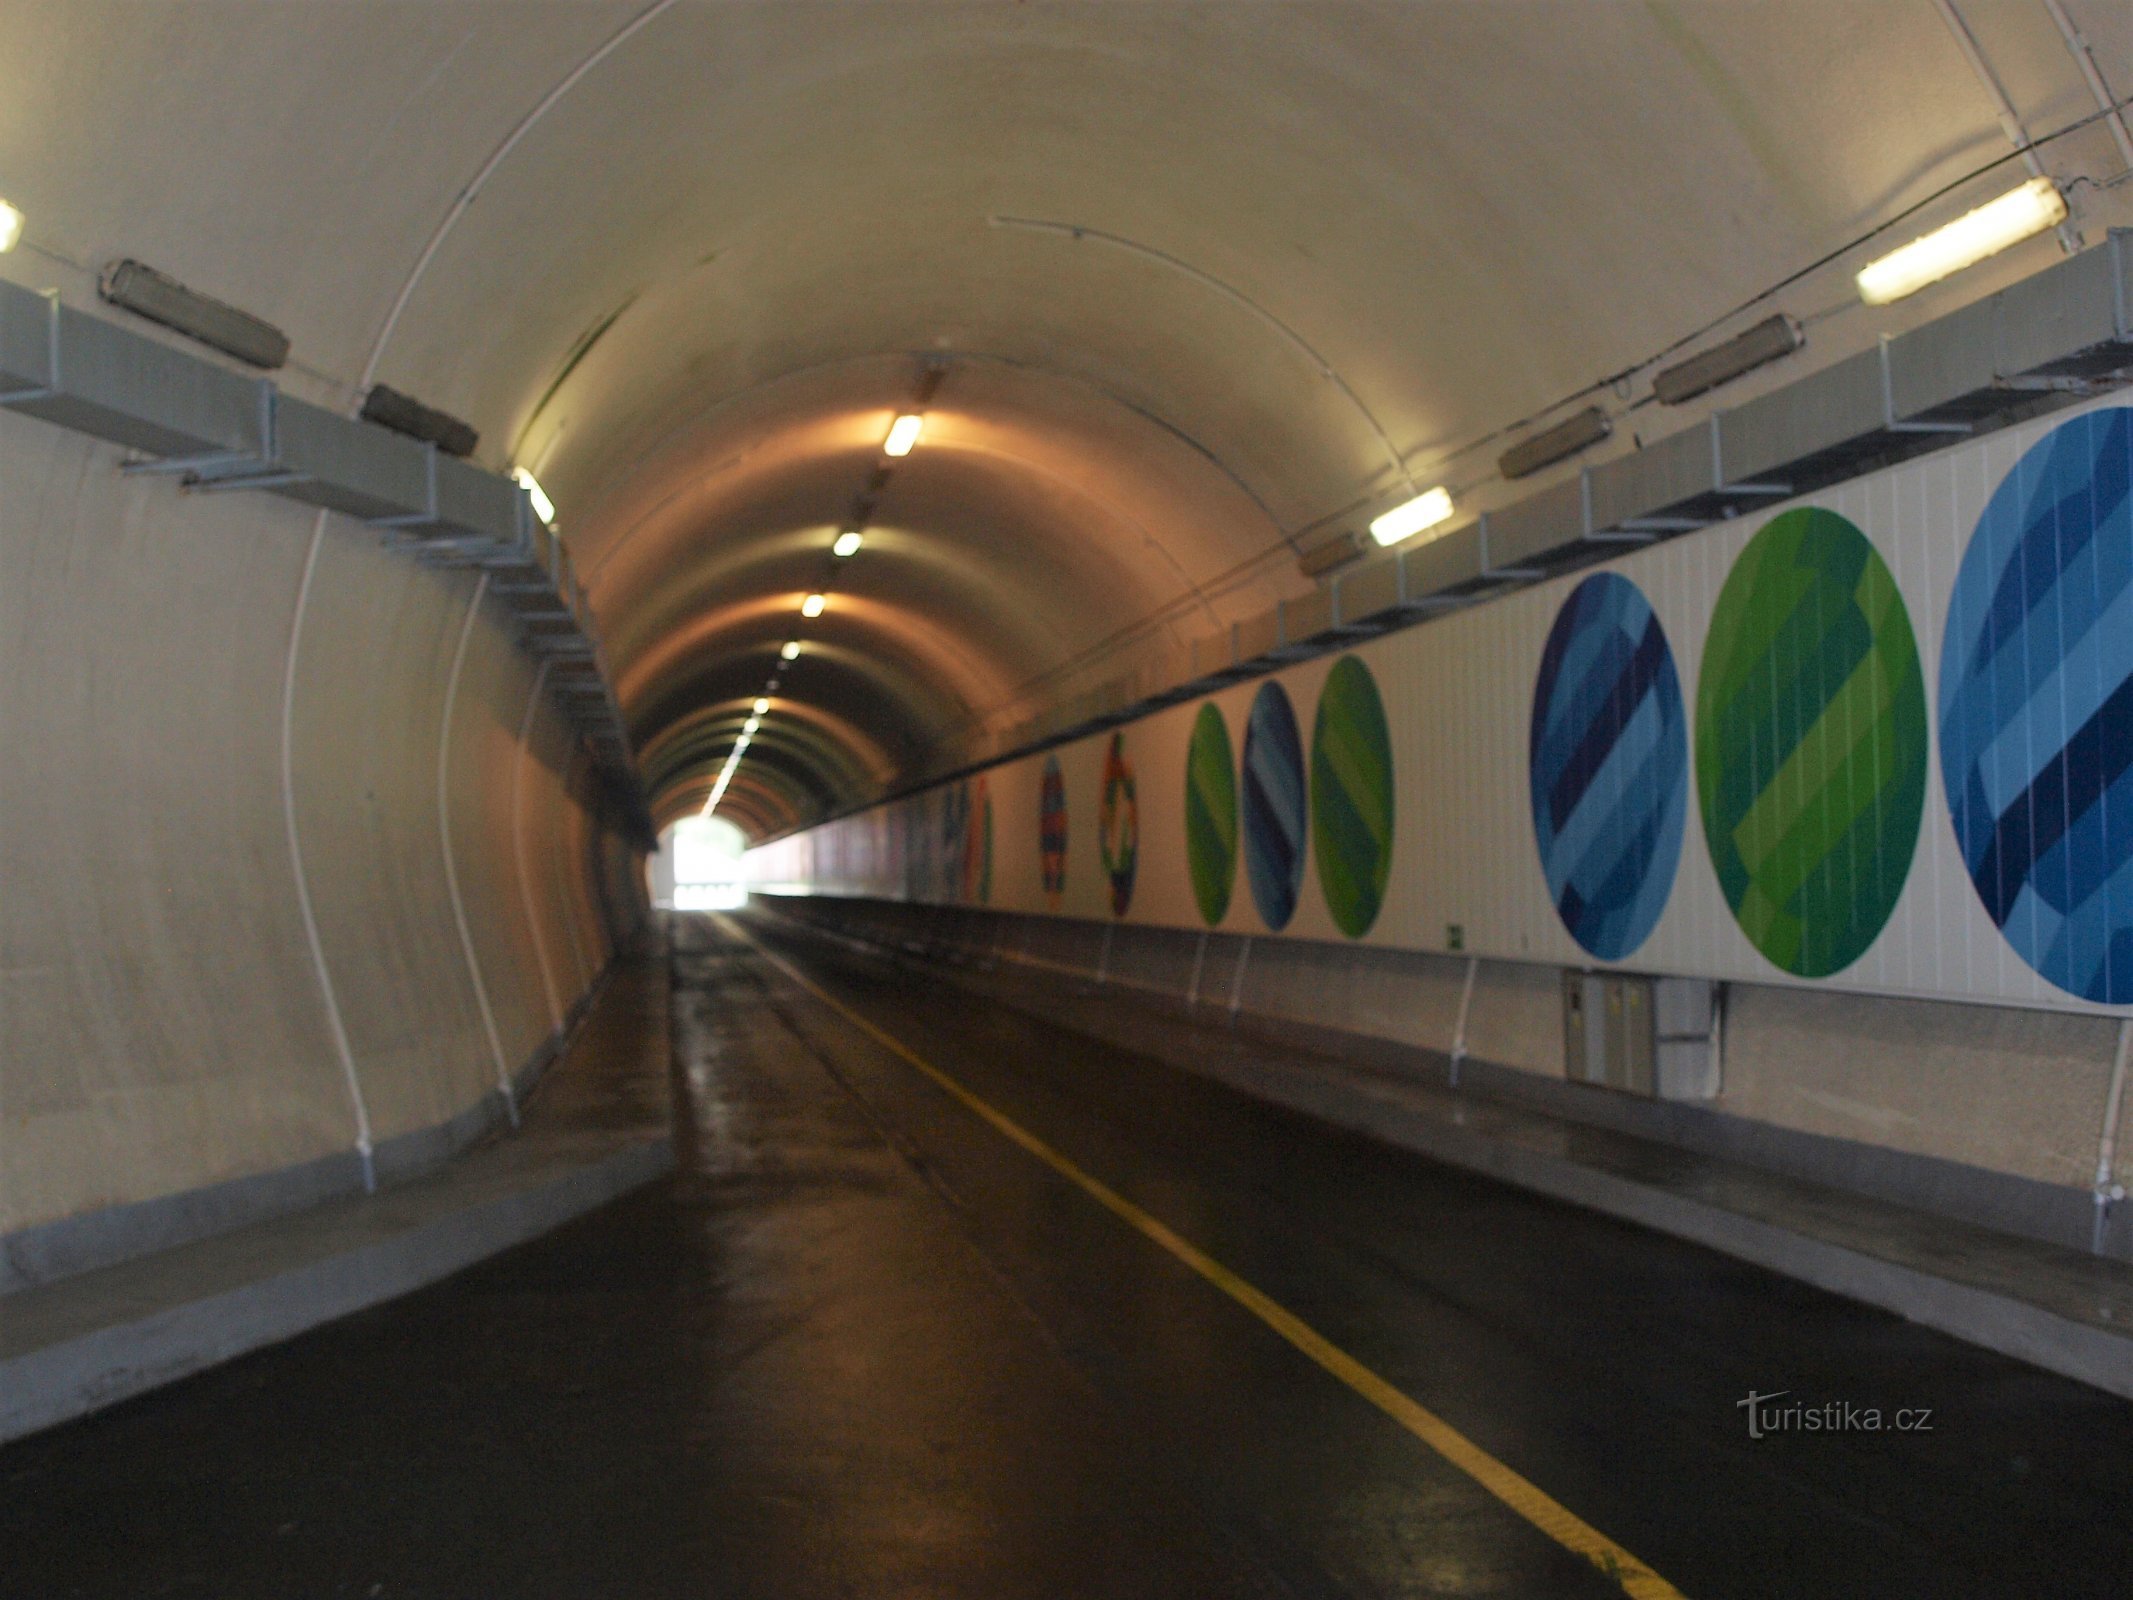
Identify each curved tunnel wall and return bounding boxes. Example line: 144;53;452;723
0;408;644;1268
751;394;2133;1207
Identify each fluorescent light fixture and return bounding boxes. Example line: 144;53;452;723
509;466;556;524
883;413;924;456
832;529;864;557
0;200;22;253
1368;486;1454;547
780;640;801;661
735;733;751;751
801;593;826;618
1856;177;2066;306
744;716;760;734
753;696;770;714
99;258;290;370
1652;314;1802;405
1499;406;1612;481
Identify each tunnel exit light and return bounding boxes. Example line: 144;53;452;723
883;413;924;457
1856;178;2066;305
1368;486;1454;546
0;200;22;253
801;593;826;618
832;529;863;557
781;640;801;660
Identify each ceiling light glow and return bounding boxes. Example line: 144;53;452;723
0;200;22;253
1856;177;2066;305
883;413;924;457
753;697;770;714
1368;486;1454;547
780;640;801;661
511;467;556;526
801;593;826;618
832;529;864;557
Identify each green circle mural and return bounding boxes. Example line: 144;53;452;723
1184;702;1238;925
1696;506;1927;977
1310;655;1394;938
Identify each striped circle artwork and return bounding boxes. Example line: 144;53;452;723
1039;755;1068;908
1940;407;2133;1002
1696;507;1927;977
1528;572;1687;960
1098;731;1138;917
1184;702;1238;925
1242;681;1307;930
1310;655;1394;938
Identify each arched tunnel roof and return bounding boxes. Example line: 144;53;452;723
12;0;2133;837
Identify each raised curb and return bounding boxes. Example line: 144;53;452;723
1176;1053;2133;1401
0;1136;673;1443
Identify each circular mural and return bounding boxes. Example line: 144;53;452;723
1185;703;1238;924
1696;506;1927;978
1098;731;1138;917
1529;572;1688;960
1940;407;2133;1002
1243;681;1307;931
1311;655;1394;938
1038;755;1068;908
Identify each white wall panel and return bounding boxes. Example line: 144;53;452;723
755;395;2133;1017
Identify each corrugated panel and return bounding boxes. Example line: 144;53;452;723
25;300;267;461
1718;343;1885;485
1190;628;1235;678
1335;552;1403;622
276;394;433;521
1234;607;1281;663
1281;587;1334;644
1587;420;1715;527
1994;235;2128;376
1888;294;1997;420
1398;522;1485;599
1482;475;1586;570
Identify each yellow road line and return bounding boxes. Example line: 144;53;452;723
743;928;1688;1600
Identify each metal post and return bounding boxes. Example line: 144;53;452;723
2094;1019;2131;1254
280;516;374;1191
1449;955;1479;1089
438;573;516;1127
511;658;564;1034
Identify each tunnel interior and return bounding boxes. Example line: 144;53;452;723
8;4;2133;1594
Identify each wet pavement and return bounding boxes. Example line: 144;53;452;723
5;912;2133;1597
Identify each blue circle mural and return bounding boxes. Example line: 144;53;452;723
1941;406;2133;1003
1529;572;1688;960
1242;681;1307;930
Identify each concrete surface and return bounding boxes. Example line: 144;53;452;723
771;900;2133;1401
0;950;673;1443
15;914;2132;1597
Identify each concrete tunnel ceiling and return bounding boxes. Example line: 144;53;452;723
10;0;2133;838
